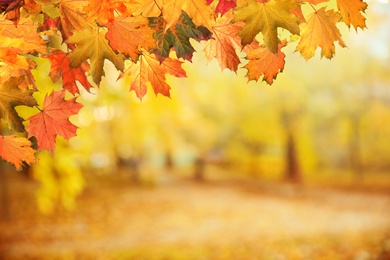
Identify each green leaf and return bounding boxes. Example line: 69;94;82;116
149;12;212;62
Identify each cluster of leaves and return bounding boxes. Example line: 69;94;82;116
0;0;367;170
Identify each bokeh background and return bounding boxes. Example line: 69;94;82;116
1;1;390;259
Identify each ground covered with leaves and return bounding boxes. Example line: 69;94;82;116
1;172;390;259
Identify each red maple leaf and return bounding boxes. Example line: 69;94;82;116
26;90;83;151
206;0;236;14
48;50;91;94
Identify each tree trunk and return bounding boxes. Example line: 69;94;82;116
0;161;10;221
285;132;301;183
349;117;362;177
194;156;205;181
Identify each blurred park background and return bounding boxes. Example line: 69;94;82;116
1;1;390;259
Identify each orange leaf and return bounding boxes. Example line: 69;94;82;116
296;7;346;60
48;50;91;94
103;16;156;61
26;90;83;151
120;51;186;99
0;17;47;53
244;40;286;84
0;59;37;89
0;49;30;70
0;135;36;170
83;0;133;22
0;0;24;24
204;12;243;72
58;0;91;40
337;0;367;30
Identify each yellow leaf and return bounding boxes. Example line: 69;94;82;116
234;0;301;52
130;0;163;17
67;26;125;85
295;7;346;60
120;51;186;99
162;0;214;30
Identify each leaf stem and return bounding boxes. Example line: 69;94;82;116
154;0;162;12
308;3;317;12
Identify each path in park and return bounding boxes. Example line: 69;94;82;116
1;175;390;259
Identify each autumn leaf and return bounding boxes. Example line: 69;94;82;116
67;26;126;85
161;0;214;30
0;49;30;70
26;90;83;151
83;0;133;23
58;0;91;40
0;77;37;132
211;0;237;14
120;50;187;99
233;0;301;52
0;135;36;170
48;50;91;94
130;0;163;17
0;17;47;53
337;0;367;30
0;57;37;89
149;12;212;62
244;40;286;84
304;0;329;4
103;15;156;62
204;12;243;71
296;7;346;60
0;48;37;88
0;0;24;23
0;0;23;14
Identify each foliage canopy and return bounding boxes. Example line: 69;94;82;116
0;0;368;169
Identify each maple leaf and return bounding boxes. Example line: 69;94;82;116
0;58;37;89
296;7;346;60
103;16;156;62
304;0;329;4
204;12;243;71
244;40;286;84
0;135;36;170
208;0;236;14
0;77;37;132
0;0;23;14
48;50;91;94
0;48;37;88
130;0;163;17
83;0;133;23
337;0;367;30
233;0;301;52
26;90;83;151
120;50;187;99
67;26;126;85
0;49;30;70
0;0;23;24
149;12;212;62
162;0;214;30
58;0;91;40
0;17;47;54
